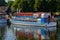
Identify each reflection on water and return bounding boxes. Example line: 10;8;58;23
3;27;16;40
0;20;60;40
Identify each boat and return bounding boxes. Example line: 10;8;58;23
10;12;57;40
11;12;57;27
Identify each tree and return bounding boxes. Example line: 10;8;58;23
0;0;6;6
27;0;35;12
7;1;14;6
12;0;34;12
37;0;49;12
49;0;57;12
11;0;58;12
21;1;29;12
34;0;40;12
56;0;60;12
12;0;24;12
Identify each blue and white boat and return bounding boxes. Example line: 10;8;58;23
10;13;57;40
11;15;57;33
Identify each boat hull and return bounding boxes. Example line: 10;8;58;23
11;19;57;27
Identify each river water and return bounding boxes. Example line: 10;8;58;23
0;18;60;40
3;27;16;40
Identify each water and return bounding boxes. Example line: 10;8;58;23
0;19;59;40
3;27;16;40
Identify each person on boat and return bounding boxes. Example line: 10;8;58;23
5;6;12;28
41;12;54;23
48;15;51;23
51;13;55;21
41;12;48;23
46;13;55;23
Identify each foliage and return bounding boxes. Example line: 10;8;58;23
37;0;49;12
11;0;60;12
7;1;14;6
56;0;60;12
0;0;6;6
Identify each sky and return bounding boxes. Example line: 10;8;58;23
5;0;15;2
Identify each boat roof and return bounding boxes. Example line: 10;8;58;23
14;12;42;16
